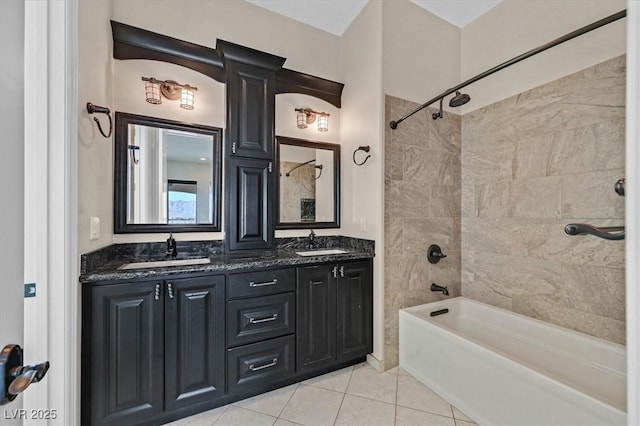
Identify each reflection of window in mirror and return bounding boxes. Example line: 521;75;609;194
168;180;197;224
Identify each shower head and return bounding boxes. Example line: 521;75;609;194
449;91;470;107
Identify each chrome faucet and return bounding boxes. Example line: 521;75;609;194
307;230;316;250
431;283;449;296
166;233;177;258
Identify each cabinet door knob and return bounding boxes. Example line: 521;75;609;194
154;283;161;300
339;266;344;277
332;266;338;278
167;282;174;299
231;142;237;154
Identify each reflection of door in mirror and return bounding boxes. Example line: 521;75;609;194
127;124;214;225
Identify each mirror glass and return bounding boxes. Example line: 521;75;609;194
114;113;222;233
276;136;340;229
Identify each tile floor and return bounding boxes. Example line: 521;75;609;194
168;363;477;426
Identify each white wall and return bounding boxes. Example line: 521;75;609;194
340;0;385;363
0;1;24;421
461;0;626;113
383;0;461;112
111;0;342;82
78;0;113;253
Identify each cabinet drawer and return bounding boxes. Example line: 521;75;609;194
228;268;295;299
227;293;295;347
227;335;295;393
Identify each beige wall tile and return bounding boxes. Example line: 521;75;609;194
511;176;561;218
561;264;625;321
461;56;626;344
561;169;625;219
512;296;625;344
431;185;461;218
476;181;512;218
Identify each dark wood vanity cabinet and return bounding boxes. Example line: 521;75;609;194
226;157;274;251
337;261;373;361
83;259;372;425
82;275;225;426
221;43;285;253
84;281;164;426
226;269;297;393
226;61;275;160
164;276;226;411
297;260;373;374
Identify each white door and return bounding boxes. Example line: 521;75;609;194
0;0;25;424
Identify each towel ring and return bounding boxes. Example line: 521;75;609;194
86;102;113;138
353;145;371;166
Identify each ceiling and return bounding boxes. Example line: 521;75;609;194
245;0;503;36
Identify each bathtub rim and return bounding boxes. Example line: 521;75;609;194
399;297;627;414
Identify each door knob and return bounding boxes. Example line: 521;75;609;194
0;344;50;405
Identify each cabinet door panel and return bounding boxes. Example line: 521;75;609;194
296;265;336;373
90;282;164;426
165;275;226;411
226;61;275;159
226;158;273;251
337;261;373;361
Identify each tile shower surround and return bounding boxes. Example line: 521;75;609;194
384;55;626;367
384;95;462;367
462;55;626;344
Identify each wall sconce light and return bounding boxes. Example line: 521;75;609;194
141;77;198;110
295;108;330;132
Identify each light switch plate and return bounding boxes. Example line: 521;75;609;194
90;217;100;240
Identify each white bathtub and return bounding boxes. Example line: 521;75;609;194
399;297;626;426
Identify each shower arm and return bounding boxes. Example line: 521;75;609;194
285;159;316;177
389;9;627;130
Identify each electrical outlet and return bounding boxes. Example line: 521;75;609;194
90;217;100;240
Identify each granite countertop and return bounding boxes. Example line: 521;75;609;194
80;236;375;283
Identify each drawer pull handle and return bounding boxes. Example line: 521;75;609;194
249;278;278;287
249;313;278;324
249;358;278;372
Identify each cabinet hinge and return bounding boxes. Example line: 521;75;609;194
231;142;237;154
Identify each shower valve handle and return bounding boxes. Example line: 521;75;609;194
427;244;447;264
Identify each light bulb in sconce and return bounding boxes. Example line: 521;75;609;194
144;79;162;104
295;107;329;132
297;110;308;129
317;114;329;132
141;77;198;110
180;86;195;110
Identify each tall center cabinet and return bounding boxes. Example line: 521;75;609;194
218;41;286;252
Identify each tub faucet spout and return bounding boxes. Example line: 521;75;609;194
431;283;449;296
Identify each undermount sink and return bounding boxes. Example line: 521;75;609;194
295;249;348;257
118;258;211;270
